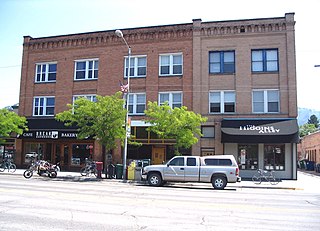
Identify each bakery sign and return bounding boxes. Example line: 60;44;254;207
19;131;78;139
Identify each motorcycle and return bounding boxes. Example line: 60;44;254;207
52;162;60;172
23;160;57;179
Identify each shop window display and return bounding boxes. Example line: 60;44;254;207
24;143;44;163
264;144;285;171
238;144;258;170
71;144;93;166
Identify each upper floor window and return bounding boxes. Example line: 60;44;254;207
159;53;183;76
252;49;278;72
201;126;215;138
73;95;97;103
159;92;182;108
252;90;279;113
209;51;235;74
128;93;146;115
209;91;235;113
124;56;147;78
33;96;55;116
35;63;57;82
74;59;99;80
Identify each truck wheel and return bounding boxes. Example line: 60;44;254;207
212;176;227;190
148;173;162;187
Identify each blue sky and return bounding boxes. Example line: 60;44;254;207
1;0;319;110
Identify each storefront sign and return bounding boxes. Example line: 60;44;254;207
221;118;299;143
61;132;78;138
239;125;280;134
36;131;58;139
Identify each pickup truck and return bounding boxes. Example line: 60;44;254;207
142;155;241;189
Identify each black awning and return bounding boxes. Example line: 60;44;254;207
26;118;78;130
221;118;299;143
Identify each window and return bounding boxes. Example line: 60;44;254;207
252;49;278;72
35;63;57;82
168;157;184;166
264;144;285;171
159;92;182;108
209;51;235;74
202;126;215;138
159;53;183;76
204;158;232;166
238;144;258;170
128;93;146;115
71;144;94;166
209;91;235;113
73;95;97;103
252;90;279;113
187;157;197;166
74;59;99;80
33;97;55;116
124;56;147;77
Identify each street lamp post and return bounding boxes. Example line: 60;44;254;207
115;29;131;180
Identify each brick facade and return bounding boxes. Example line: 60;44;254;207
17;13;298;176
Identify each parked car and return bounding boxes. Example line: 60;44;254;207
142;155;241;189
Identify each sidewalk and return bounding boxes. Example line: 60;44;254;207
2;168;320;191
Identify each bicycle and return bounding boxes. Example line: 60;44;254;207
0;159;17;173
252;169;280;185
80;159;97;176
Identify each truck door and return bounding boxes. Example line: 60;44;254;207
184;157;199;182
163;157;185;181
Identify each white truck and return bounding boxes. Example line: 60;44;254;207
142;155;241;190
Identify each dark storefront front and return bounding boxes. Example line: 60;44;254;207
18;118;95;170
221;118;299;179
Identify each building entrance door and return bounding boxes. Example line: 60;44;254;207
152;147;165;165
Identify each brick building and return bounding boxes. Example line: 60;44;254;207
17;13;299;178
298;131;320;164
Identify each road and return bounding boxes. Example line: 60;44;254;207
0;172;319;231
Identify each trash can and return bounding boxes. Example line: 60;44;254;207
299;160;306;169
96;161;103;178
115;164;123;179
306;161;315;171
106;164;115;179
127;161;135;180
134;166;142;181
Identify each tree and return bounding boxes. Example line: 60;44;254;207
308;114;319;128
299;123;317;137
0;108;28;144
55;92;127;153
144;102;207;154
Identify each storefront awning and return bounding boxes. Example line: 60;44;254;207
221;118;299;143
18;118;80;140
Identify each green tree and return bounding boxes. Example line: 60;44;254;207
55;93;127;153
308;114;319;128
299;123;317;137
0;108;28;144
144;102;207;154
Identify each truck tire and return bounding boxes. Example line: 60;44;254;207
148;173;162;187
212;175;227;190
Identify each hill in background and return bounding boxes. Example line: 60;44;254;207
298;107;320;126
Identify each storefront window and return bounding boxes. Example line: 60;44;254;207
71;144;93;166
264;144;285;171
24;143;44;163
238;144;258;170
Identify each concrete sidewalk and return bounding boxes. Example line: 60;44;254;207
2;168;320;191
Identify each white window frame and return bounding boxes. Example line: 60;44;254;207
158;92;183;108
209;91;236;114
33;96;55;116
73;95;97;103
74;58;99;80
159;53;183;76
252;89;280;113
124;55;147;78
35;62;57;83
128;93;146;115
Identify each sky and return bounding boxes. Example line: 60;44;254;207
0;0;319;110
